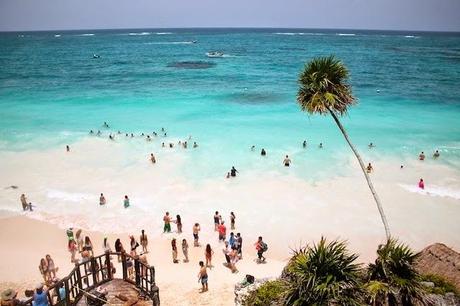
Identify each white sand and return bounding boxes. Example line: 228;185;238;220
1;138;459;304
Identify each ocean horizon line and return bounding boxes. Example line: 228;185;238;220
1;26;460;35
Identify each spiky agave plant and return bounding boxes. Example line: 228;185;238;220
366;238;426;306
284;237;363;305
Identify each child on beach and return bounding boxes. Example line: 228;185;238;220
182;239;189;262
230;212;236;230
193;223;201;247
205;244;214;268
163;212;172;233
198;261;208;293
123;195;130;208
46;255;57;279
68;239;78;263
175;215;182;233
171;238;179;263
255;236;267;263
140;230;148;253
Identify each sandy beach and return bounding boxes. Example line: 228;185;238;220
0;137;459;304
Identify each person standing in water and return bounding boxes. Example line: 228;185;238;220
230;166;238;177
150;153;156;164
433;150;440;158
66;145;70;152
20;194;28;211
283;155;291;167
163;212;172;233
182;239;189;262
193;223;201;247
123;195;130;208
198;261;208;293
418;178;425;189
302;140;307;148
368;142;375;148
319;143;323;149
230;212;236;230
419;152;426;161
140;230;148;253
261;148;266;156
99;193;106;206
171;238;179;263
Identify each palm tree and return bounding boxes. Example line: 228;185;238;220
297;55;391;239
284;237;363;305
366;238;425;306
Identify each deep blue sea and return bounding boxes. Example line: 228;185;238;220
1;28;460;179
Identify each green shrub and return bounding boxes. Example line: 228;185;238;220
421;274;459;296
243;280;286;306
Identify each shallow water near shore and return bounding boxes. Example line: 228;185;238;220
0;29;460;259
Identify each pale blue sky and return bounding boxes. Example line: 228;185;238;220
1;0;459;32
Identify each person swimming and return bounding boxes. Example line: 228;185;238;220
283;155;291;167
368;142;375;148
251;145;255;151
109;134;114;140
147;135;151;141
117;131;121;134
141;133;145;136
419;152;425;161
302;140;307;148
169;143;173;148
366;163;373;173
103;122;109;128
97;130;101;136
162;142;165;147
183;141;188;148
230;166;238;177
433;150;440;158
153;132;157;136
193;142;198;148
89;130;94;134
131;133;134;137
261;148;266;156
125;133;128;137
319;143;323;148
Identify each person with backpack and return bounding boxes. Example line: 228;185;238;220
254;236;267;263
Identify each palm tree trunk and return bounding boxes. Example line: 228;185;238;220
327;108;391;240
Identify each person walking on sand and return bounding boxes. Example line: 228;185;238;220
20;194;28;211
171;238;179;263
38;258;49;283
218;221;227;242
419;151;425;161
150;153;156;164
99;193;106;206
213;211;219;231
175;214;182;233
255;236;267;263
68;239;78;263
418;178;425;190
230;212;236;230
193;223;201;247
205;244;214;268
46;255;57;279
182;239;189;262
140;230;148;253
163;212;172;233
198;261;208;293
123;195;130;208
283;155;291;167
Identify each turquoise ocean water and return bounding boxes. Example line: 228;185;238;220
1;28;460;181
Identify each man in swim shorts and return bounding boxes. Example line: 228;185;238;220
163;212;171;233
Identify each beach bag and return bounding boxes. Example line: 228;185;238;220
262;242;268;252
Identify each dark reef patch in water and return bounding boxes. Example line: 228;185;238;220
223;91;284;104
167;61;216;69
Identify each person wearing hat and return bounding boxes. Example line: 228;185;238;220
33;283;49;306
1;289;19;306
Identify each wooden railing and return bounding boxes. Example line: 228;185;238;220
23;252;160;306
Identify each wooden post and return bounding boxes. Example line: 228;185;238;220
105;251;112;280
121;252;127;281
134;258;141;286
64;277;71;306
90;256;98;286
74;263;83;299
